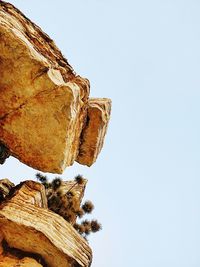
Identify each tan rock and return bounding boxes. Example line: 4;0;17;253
0;81;88;173
0;2;111;173
0;229;42;266
0;180;92;267
0;255;43;267
9;180;48;208
0;179;15;198
77;98;111;166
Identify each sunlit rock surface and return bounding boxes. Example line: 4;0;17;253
77;98;111;166
0;1;111;173
0;180;92;267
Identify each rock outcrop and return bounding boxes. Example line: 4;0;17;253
77;98;111;166
0;254;43;267
0;1;111;173
0;179;92;267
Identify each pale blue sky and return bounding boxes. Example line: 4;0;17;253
2;0;200;266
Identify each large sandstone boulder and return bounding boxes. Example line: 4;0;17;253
77;98;111;166
0;180;92;267
0;1;111;173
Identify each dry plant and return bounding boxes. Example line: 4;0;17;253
36;173;102;240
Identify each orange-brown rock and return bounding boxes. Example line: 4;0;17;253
0;230;42;266
0;180;92;267
0;255;43;267
0;1;111;173
77;98;111;166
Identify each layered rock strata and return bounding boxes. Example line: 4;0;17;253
77;98;111;166
0;180;92;267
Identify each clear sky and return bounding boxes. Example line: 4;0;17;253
2;0;200;266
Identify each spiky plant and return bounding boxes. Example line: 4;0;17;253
81;220;90;227
52;177;62;191
75;208;84;218
36;173;51;189
82;201;94;214
65;174;84;195
35;173;102;240
91;220;102;233
36;173;47;183
74;174;84;185
84;225;91;236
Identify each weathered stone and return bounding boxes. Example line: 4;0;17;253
9;180;48;208
0;231;42;266
0;179;15;198
0;2;111;173
0;80;88;173
0;180;92;267
77;98;111;166
0;255;43;267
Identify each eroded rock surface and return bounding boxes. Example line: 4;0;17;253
0;1;111;173
0;180;92;267
0;255;43;267
77;98;111;166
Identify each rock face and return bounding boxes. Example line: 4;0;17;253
0;180;92;267
77;98;111;166
0;1;111;173
0;255;43;267
0;179;15;199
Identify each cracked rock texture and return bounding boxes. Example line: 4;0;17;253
0;255;43;267
0;1;111;173
77;98;111;166
0;180;92;267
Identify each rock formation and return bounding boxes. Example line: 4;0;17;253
0;179;92;267
0;1;111;266
0;1;111;173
